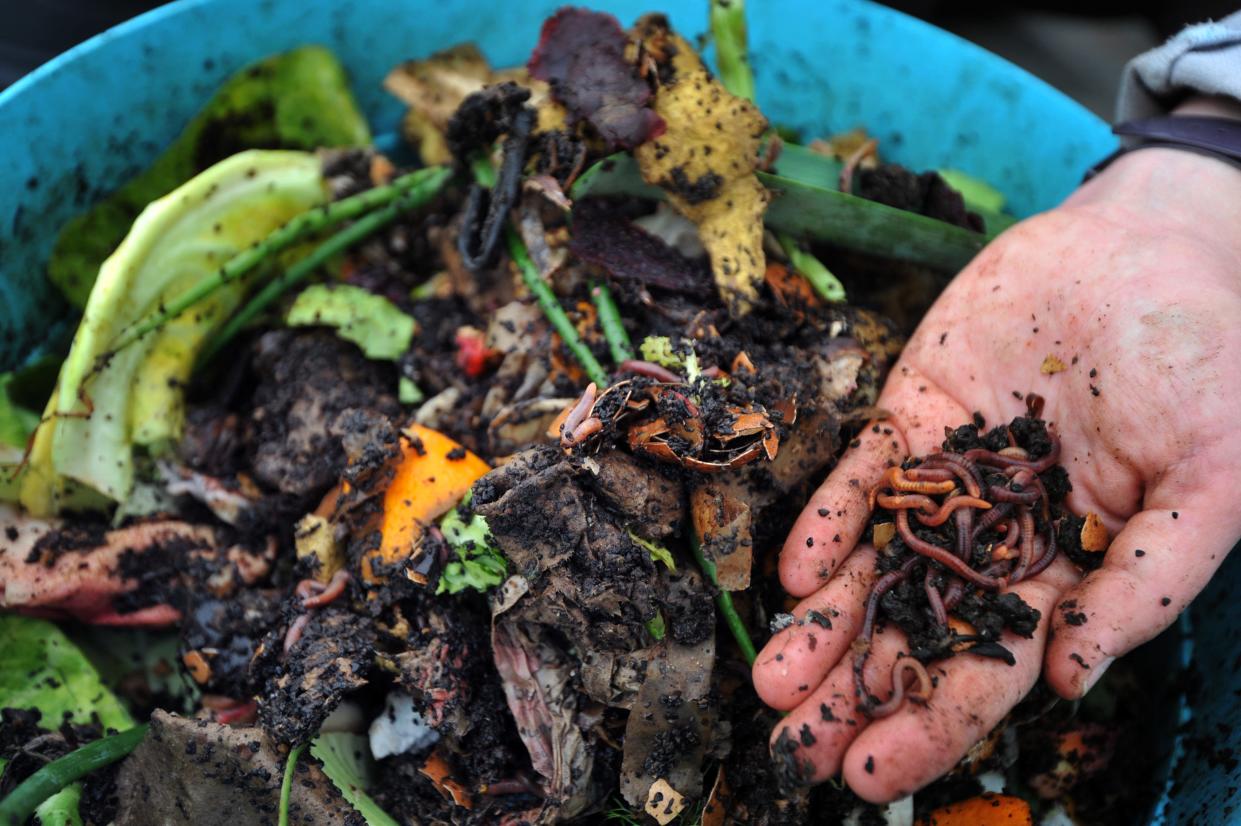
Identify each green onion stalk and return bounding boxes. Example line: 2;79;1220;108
0;724;149;825
590;280;635;363
469;157;610;387
112;165;451;354
690;531;758;665
709;0;847;302
199;169;449;367
277;743;308;826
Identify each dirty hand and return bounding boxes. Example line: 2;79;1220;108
753;133;1241;800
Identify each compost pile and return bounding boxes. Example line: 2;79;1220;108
0;7;1161;826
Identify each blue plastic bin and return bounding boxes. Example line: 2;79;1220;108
0;1;1236;822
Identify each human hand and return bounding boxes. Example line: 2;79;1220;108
753;140;1241;801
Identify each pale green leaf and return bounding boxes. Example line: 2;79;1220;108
287;284;416;361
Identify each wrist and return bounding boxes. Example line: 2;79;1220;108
1070;116;1241;252
1173;95;1241;120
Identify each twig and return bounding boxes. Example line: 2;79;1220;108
110;165;451;353
590;280;635;363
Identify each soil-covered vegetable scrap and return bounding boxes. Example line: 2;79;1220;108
0;5;1158;826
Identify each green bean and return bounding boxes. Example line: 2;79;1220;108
0;724;149;825
779;232;847;303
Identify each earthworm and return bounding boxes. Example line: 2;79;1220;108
920;452;984;497
915;494;992;527
569;416;603;444
560;382;598;448
943;579;965;611
895;510;1005;589
1010;509;1038;583
618;359;681;383
999;446;1030;460
867;657;934;718
954;507;974;561
481;776;544;797
924;568;948;626
972;501;1013;540
869;466;956;509
965;434;1061;473
839;137;878;194
905;466;956;483
215;699;258;726
1023;519;1059;579
302;570;351;609
853;557;919;705
988;483;1040;506
877;493;938;513
283;613;312;655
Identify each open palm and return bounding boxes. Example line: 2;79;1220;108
753;147;1241;801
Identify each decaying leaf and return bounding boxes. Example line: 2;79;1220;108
385;45;561;165
528;8;665;148
1041;354;1067;375
1080;512;1109;553
691;486;753;591
620;620;715;809
873;521;896;551
632;15;770;316
645;778;687;825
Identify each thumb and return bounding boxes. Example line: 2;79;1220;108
1045;495;1239;698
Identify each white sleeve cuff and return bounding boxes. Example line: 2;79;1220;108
1117;10;1241;121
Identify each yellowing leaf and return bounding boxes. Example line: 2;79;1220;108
632;16;769;316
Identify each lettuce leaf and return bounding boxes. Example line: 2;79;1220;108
48;46;370;308
437;502;507;595
310;732;400;826
20;151;328;515
0;616;133;825
287;284;416;361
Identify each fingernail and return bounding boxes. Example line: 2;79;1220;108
1080;655;1114;694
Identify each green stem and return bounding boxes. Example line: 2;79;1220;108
111;165;451;353
779;232;847;302
0;724;149;824
278;743;308;826
199;179;441;367
709;0;756;103
469;156;608;386
506;230;609;387
590;280;634;363
690;532;757;665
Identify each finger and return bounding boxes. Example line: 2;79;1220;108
1045;502;1237;698
768;620;908;785
779;422;906;597
841;558;1079;803
754;547;878;711
780;362;973;598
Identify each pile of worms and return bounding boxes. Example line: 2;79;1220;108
855;398;1076;718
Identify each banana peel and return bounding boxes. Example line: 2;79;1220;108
631;15;769;316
